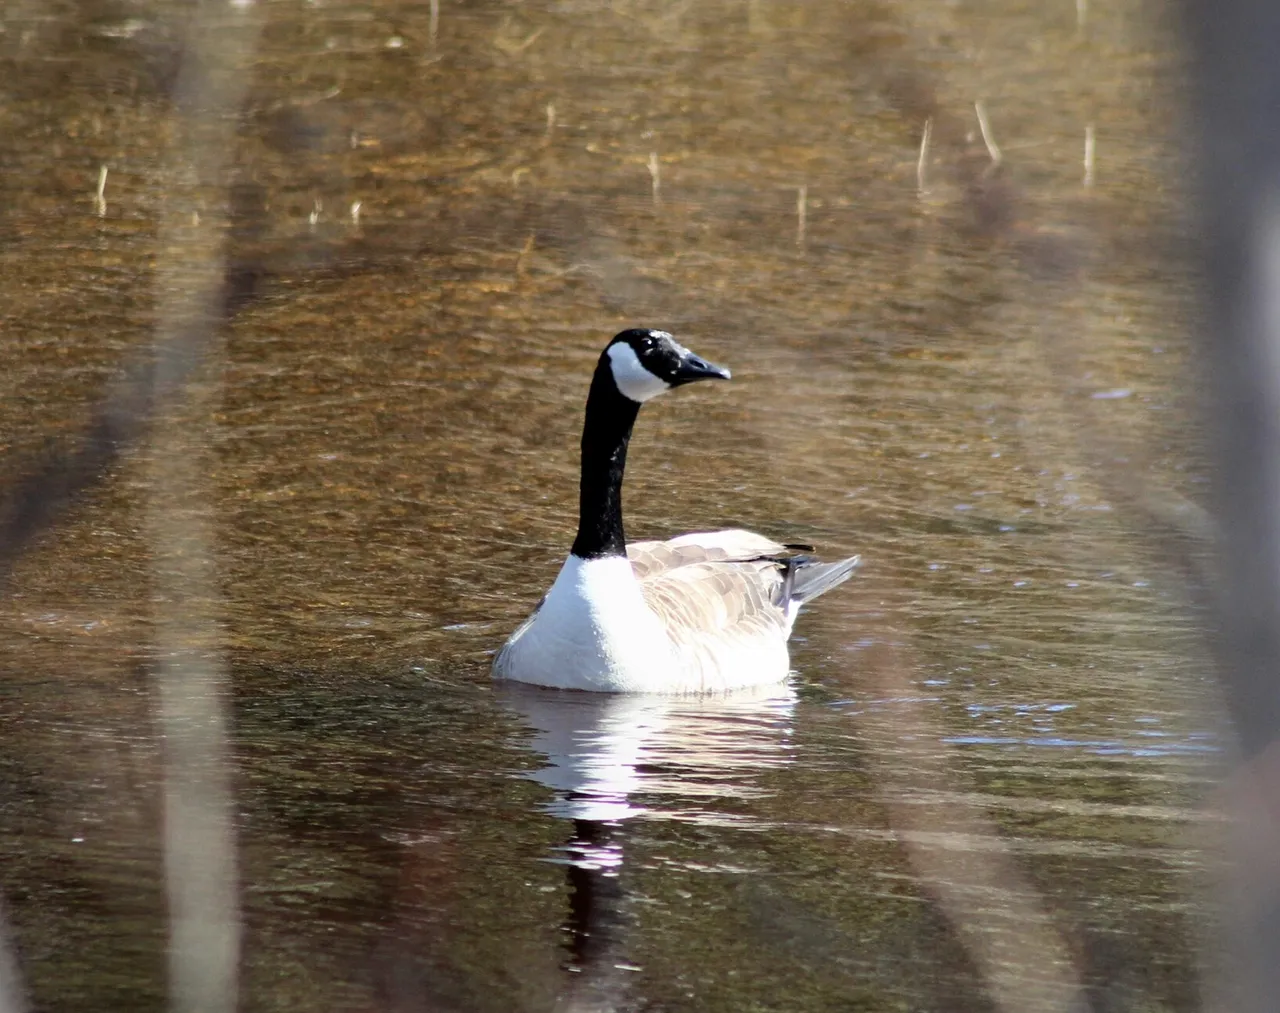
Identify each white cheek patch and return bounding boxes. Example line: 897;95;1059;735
607;342;670;402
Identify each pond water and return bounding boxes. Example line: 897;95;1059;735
0;0;1216;1010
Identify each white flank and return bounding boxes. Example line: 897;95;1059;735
607;342;670;402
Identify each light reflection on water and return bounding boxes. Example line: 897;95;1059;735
499;681;798;823
943;735;1219;756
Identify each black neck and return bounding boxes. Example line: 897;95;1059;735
570;359;639;559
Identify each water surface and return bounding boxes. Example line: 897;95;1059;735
0;0;1213;1010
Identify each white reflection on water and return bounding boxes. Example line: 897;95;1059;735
498;682;798;824
497;681;800;1000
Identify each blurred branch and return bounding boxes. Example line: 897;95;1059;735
0;896;26;1013
1034;302;1217;606
144;4;263;1013
855;641;1088;1013
0;216;265;591
1181;0;1280;764
1180;2;1280;1010
0;22;271;592
0;2;263;1009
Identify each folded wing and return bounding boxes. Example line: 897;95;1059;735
626;530;804;691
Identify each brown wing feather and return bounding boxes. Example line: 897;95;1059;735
623;530;801;685
626;529;791;580
636;557;792;659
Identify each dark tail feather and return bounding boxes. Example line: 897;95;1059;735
786;555;861;605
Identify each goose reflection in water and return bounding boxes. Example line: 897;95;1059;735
498;683;798;1009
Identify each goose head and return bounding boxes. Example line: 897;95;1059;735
604;329;731;403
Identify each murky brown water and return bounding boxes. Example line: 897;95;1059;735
0;1;1215;1010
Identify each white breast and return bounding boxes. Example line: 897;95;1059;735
493;555;678;691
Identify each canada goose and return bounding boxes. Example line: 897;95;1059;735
493;328;860;693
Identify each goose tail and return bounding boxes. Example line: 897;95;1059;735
783;554;861;606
